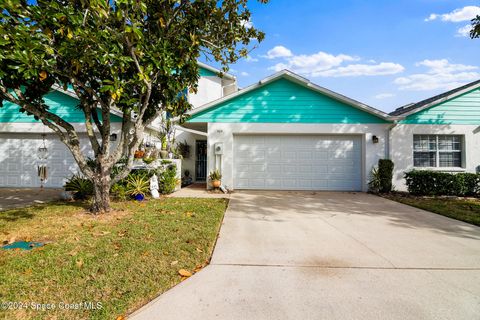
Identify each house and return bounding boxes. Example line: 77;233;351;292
0;62;235;188
0;64;479;191
181;70;480;192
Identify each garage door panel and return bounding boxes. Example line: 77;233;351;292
0;134;92;188
233;135;362;191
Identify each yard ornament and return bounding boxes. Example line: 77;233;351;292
150;174;160;199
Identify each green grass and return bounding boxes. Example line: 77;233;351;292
0;198;228;320
383;193;480;226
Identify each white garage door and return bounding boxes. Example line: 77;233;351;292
0;133;92;188
233;135;362;191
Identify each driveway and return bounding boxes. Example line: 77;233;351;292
0;188;62;211
130;191;480;320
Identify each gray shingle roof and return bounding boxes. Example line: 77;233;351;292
389;79;480;116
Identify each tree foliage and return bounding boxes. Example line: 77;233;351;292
471;15;480;38
0;0;266;212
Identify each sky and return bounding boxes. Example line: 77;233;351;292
206;0;480;113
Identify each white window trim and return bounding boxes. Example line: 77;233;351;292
413;135;465;169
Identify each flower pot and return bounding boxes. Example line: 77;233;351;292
212;180;221;188
133;194;145;201
134;150;145;159
159;150;168;159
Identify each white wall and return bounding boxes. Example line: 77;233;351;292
175;130;207;180
188;76;223;108
207;123;390;191
390;124;480;191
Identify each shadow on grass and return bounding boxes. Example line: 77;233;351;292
0;201;89;223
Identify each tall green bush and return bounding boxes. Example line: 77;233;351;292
378;159;394;193
404;170;480;197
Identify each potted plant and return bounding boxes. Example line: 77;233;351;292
177;140;190;158
159;136;168;159
209;170;222;188
125;173;150;201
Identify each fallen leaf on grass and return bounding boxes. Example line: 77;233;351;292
178;269;192;277
194;265;204;272
76;259;84;269
196;248;203;253
116;316;125;320
170;260;178;266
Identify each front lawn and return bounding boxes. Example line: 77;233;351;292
0;198;227;320
383;193;480;226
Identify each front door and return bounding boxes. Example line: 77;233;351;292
195;140;207;181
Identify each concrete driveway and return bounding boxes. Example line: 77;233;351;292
0;188;62;211
130;191;480;320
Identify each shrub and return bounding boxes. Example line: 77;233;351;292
404;170;480;197
125;173;150;197
378;159;394;193
64;174;93;200
368;166;381;194
110;183;128;201
159;164;178;194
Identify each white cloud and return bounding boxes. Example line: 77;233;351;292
374;93;395;99
314;62;404;77
456;24;473;37
240;71;249;76
267;49;403;78
264;45;293;59
245;55;259;62
394;59;479;91
425;6;480;22
241;19;253;29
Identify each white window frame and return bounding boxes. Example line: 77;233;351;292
413;135;464;169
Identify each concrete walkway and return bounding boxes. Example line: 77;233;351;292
130;191;480;320
0;188;62;211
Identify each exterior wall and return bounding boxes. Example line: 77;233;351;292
175;130;207;180
189;78;388;124
188;76;223;108
207;123;390;191
389;124;480;191
399;87;480;125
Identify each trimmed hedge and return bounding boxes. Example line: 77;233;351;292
404;170;480;197
378;159;394;193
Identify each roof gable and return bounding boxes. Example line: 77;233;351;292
399;86;480;125
188;72;389;124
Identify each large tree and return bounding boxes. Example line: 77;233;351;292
0;0;266;213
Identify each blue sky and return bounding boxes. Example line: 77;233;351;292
209;0;480;113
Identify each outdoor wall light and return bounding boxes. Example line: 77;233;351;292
110;133;118;142
372;135;379;144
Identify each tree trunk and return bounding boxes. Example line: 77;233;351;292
91;166;112;214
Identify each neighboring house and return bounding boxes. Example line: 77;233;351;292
389;79;480;190
0;64;478;191
0;62;236;188
182;71;480;192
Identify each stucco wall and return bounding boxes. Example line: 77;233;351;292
207;123;390;191
390;124;480;191
175;130;206;181
188;76;223;108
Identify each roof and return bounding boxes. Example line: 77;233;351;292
197;61;236;80
390;79;480;116
188;69;392;121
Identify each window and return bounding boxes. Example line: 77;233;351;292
413;135;463;168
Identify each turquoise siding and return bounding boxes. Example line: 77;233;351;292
188;78;388;123
400;87;480;125
199;67;217;77
0;90;122;123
